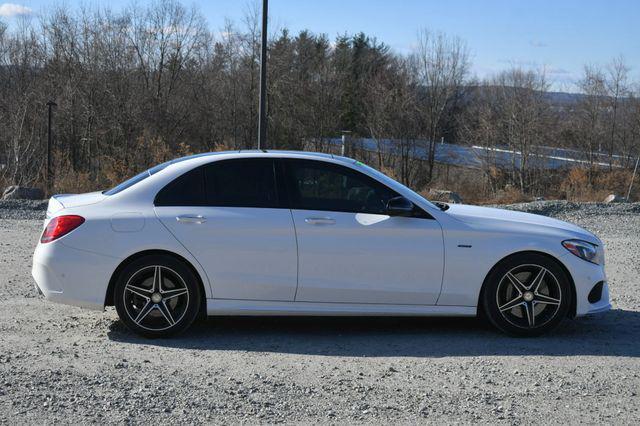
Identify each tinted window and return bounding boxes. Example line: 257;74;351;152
104;154;222;196
285;160;397;214
104;161;171;196
204;159;279;208
155;168;206;206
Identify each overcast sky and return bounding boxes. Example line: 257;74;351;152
2;0;639;91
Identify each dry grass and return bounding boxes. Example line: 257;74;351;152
426;166;637;204
559;168;637;202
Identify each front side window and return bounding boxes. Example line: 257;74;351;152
285;160;397;214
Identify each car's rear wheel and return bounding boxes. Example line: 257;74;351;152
114;254;201;338
482;253;572;337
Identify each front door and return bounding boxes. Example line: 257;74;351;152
283;159;444;305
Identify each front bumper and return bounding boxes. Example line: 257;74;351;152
32;240;119;311
559;251;611;317
583;281;611;315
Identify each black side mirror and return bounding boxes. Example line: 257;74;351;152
386;196;414;217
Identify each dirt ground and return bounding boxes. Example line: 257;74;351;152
0;203;639;424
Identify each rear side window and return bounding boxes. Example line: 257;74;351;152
155;168;206;206
204;159;279;208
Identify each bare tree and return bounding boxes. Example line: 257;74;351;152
364;57;421;185
577;65;607;175
411;29;469;182
458;68;552;194
605;56;630;168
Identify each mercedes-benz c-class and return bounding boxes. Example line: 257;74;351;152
32;151;610;337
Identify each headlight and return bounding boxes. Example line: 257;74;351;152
562;239;603;265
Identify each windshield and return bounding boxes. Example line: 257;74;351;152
354;161;440;210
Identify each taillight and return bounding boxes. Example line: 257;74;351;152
41;215;85;243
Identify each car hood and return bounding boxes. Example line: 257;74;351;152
444;204;599;243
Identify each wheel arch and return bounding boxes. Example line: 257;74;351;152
105;249;207;315
477;250;577;318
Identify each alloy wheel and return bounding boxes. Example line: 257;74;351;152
496;264;562;329
122;265;190;332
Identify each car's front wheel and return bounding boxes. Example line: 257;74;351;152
482;253;572;336
114;254;201;338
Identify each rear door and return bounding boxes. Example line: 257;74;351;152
154;158;298;301
283;159;444;305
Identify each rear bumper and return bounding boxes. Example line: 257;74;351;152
32;240;119;311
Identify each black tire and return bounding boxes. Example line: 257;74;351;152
114;254;201;338
482;253;572;337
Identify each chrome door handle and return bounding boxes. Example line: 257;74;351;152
176;214;207;224
304;217;336;225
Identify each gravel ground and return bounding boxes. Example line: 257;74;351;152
0;200;639;424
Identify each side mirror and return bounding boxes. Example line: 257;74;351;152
386;196;414;217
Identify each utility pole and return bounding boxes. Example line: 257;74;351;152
340;130;351;156
46;100;57;195
627;157;639;201
257;0;268;150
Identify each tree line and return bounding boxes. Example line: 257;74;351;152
0;0;638;198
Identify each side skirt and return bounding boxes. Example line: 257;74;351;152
206;299;477;317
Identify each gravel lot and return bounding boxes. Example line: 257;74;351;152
1;200;639;424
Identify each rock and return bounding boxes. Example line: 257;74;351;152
428;189;463;204
2;186;44;200
603;194;626;203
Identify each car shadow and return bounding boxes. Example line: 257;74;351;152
106;308;640;358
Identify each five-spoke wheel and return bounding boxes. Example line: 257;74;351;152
483;253;572;336
114;254;201;337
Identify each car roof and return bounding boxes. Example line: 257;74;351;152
112;148;441;215
170;150;353;166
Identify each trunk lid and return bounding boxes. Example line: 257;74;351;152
46;191;106;217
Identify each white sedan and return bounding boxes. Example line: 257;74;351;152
32;151;610;337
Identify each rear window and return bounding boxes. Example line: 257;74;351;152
103;162;170;196
103;153;219;196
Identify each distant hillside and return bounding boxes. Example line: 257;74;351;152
543;91;588;106
464;86;588;105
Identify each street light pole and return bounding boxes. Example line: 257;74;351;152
257;0;268;150
46;101;57;195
